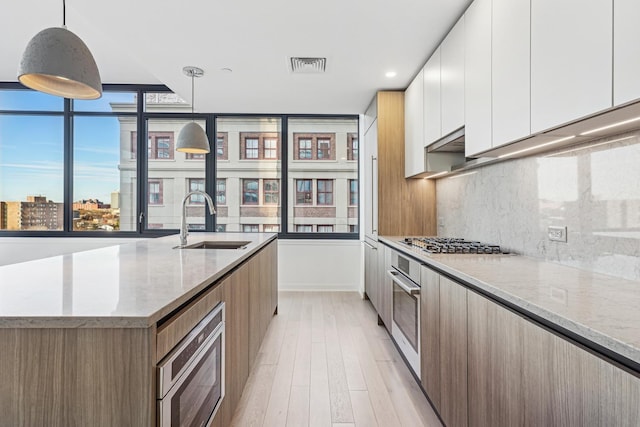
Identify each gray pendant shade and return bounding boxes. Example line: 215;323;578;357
176;122;211;153
18;27;102;100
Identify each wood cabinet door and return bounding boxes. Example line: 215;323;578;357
492;0;530;148
530;0;612;133
439;276;468;427
464;0;492;157
420;265;440;411
467;291;524;427
441;15;465;137
405;69;425;177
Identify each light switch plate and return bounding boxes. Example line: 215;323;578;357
548;226;567;242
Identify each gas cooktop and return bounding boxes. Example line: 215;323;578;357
400;237;507;254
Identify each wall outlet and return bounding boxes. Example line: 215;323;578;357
548;226;567;242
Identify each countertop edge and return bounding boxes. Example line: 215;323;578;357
378;236;640;371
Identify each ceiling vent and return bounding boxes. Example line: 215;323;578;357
289;57;326;73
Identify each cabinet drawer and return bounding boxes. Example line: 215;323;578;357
156;283;223;362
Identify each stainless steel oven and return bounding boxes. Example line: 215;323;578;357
157;302;225;427
388;250;421;376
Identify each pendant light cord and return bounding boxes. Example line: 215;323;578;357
62;0;66;27
191;73;195;121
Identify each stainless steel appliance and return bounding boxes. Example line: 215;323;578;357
401;237;507;254
388;250;422;376
157;302;225;427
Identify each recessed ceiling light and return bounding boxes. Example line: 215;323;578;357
385;71;397;78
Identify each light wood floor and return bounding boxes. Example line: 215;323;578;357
230;291;442;427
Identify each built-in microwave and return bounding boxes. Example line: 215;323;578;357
157;302;225;427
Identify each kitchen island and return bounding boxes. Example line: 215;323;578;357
0;232;278;427
379;235;640;426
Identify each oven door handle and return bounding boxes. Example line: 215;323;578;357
387;270;420;295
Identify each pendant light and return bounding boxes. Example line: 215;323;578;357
176;66;210;154
17;0;102;100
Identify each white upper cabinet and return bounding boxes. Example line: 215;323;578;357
464;0;492;157
614;0;640;106
405;69;425;178
492;0;530;147
530;0;613;134
424;48;442;145
440;16;465;137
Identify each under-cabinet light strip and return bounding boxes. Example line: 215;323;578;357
546;136;634;157
498;135;576;159
425;171;448;179
580;116;640;136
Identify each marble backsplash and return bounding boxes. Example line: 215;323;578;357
436;130;640;281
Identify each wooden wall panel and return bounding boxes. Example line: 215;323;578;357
376;91;436;236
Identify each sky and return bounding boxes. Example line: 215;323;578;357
0;91;136;204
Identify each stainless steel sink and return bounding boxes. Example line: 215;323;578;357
177;240;251;250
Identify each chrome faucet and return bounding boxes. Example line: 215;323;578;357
180;190;216;247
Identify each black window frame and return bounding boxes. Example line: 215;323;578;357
0;83;359;240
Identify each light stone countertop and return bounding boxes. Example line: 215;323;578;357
379;236;640;368
0;233;277;328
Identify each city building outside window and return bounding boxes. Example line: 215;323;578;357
317;179;334;205
148;180;163;205
243;224;259;232
293;133;336;160
216;133;228;160
263;179;280;205
188;179;205;204
263;224;280;232
242;179;259;205
317;225;334;232
216;179;226;205
296;179;313;205
349;225;358;233
348;133;358;161
216;224;226;232
145;132;174;160
296;225;313;232
349;179;358;206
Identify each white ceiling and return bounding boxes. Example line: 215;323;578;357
1;0;471;114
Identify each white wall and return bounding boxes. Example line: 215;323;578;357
0;238;144;266
278;239;362;291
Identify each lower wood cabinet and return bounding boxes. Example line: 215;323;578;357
420;265;440;411
439;276;468;427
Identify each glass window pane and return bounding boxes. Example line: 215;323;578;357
0;115;64;231
146;118;207;230
289;117;358;233
73;116;137;232
216;117;281;232
0;90;63;111
73;92;137;112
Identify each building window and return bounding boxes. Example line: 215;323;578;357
263;179;280;205
349;225;358;233
349;179;358;206
245;138;259;159
264;138;277;159
317;138;331;159
216;133;228;160
264;224;280;232
348;133;358;161
317;225;334;233
296;179;312;205
298;139;312;159
216;224;226;232
148;133;174;160
293;133;336;160
188;178;205;204
242;179;259;205
296;225;313;232
317;179;334;205
240;132;280;160
148;180;163;205
243;224;259;232
216;179;226;205
186;152;205;160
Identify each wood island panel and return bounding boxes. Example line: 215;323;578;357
0;327;155;427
